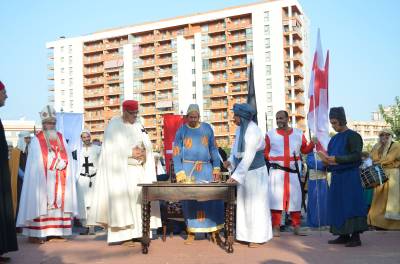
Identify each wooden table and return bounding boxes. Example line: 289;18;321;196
138;182;236;254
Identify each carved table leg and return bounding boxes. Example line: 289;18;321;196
141;188;151;254
227;187;235;253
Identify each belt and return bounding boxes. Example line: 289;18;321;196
270;163;297;173
80;173;96;178
183;160;210;164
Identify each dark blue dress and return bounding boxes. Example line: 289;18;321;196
327;129;368;234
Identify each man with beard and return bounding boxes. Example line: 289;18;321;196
264;110;314;237
17;105;77;244
76;130;101;235
0;81;18;263
88;100;161;245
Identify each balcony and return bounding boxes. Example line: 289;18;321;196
156;58;173;66
84;90;104;99
105;75;122;83
84;78;104;87
156;46;176;54
83;56;103;65
141;108;157;116
226;19;251;31
104;99;120;107
83;45;103;53
139;49;155;57
227;34;248;43
286;84;304;92
207;37;226;47
104;42;121;50
158;70;173;78
208;24;226;34
84;103;104;110
83;68;104;76
47;74;54;80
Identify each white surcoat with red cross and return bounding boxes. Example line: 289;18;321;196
265;128;312;212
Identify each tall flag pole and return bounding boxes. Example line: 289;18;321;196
246;60;258;124
307;28;330;231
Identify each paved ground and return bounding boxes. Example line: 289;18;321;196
5;230;400;264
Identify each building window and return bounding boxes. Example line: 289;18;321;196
264;25;270;35
192;69;196;74
265;51;271;62
69;56;73;64
69;78;73;86
192;81;196;87
266;78;272;90
60;46;64;53
266;65;271;75
61;67;64;74
61;79;65;84
191;44;195;50
60;57;64;63
192;56;195;62
267;92;272;102
193;94;196;99
265;38;270;49
68;45;72;53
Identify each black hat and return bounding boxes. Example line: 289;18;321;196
329;107;347;125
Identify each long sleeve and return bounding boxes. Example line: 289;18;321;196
264;134;271;160
232;123;262;184
207;126;220;172
380;142;400;168
172;126;185;178
300;134;314;154
335;131;363;164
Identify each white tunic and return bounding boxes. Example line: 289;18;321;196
266;128;306;212
88;117;161;243
230;121;273;243
76;144;101;224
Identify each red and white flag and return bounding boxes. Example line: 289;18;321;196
307;29;330;152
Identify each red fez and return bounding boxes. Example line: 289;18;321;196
122;100;138;111
0;81;4;91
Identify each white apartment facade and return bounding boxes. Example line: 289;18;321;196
46;0;310;147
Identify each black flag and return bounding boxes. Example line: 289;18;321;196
246;60;257;124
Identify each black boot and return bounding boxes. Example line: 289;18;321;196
328;235;350;244
345;232;361;247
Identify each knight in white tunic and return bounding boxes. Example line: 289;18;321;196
264;110;314;237
17;105;78;243
226;103;272;248
76;130;101;233
88;100;161;244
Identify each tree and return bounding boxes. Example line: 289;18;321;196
379;96;400;140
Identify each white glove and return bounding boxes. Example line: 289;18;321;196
56;159;67;170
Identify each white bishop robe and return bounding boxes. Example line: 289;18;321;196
76;143;101;225
229;121;273;243
88;116;161;243
16;132;78;238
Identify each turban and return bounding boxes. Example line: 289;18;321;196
233;103;256;120
329;107;347;125
40;105;56;122
233;103;256;153
0;81;4;91
122;100;138;111
379;128;393;137
187;104;200;115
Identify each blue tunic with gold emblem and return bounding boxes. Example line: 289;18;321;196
173;122;224;233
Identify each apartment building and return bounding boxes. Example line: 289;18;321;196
46;0;310;148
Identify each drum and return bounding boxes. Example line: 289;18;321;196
360;164;388;189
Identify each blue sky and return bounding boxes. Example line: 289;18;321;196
0;0;398;123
